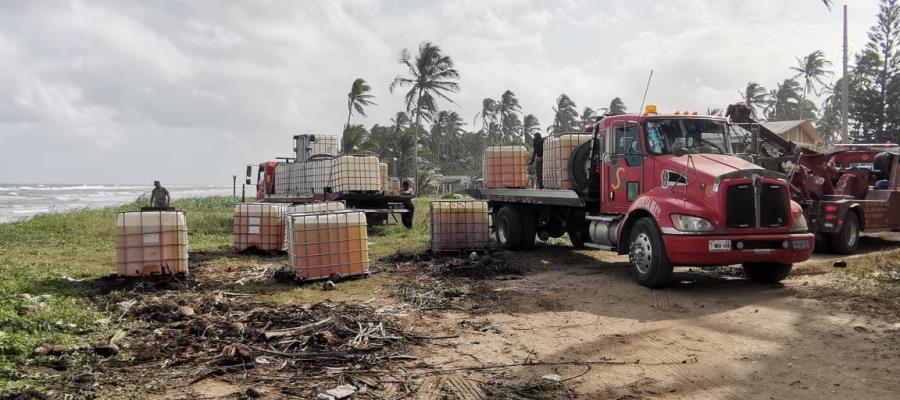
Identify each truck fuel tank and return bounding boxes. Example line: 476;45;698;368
589;218;620;247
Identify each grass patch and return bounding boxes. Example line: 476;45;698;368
829;250;900;312
0;196;237;396
0;195;443;395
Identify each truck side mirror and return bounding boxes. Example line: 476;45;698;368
672;147;689;157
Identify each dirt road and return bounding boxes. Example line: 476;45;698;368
412;236;900;399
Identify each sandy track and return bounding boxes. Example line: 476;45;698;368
414;238;900;399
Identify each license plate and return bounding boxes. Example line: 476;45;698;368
793;239;810;250
709;239;731;252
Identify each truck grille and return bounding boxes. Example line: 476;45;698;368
726;181;788;228
726;185;755;228
760;184;787;227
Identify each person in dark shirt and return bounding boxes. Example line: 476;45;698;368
150;181;170;208
399;180;414;229
528;133;545;189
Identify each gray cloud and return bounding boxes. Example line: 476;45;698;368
0;0;878;184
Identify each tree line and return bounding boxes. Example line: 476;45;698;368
740;0;900;145
340;42;627;189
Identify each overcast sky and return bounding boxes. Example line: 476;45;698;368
0;0;880;184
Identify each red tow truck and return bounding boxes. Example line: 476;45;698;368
727;104;900;254
473;105;814;288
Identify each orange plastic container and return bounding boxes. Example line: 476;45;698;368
286;211;369;280
116;211;188;276
379;162;389;191
483;145;528;189
430;201;491;252
281;201;346;250
543;134;592;189
234;203;287;252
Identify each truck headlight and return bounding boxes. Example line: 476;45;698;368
791;213;808;232
670;214;715;232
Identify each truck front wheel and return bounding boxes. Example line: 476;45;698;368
628;218;673;288
742;262;792;283
829;211;860;255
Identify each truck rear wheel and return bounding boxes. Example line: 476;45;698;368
496;206;536;250
829;211;859;255
628;218;673;288
742;262;792;283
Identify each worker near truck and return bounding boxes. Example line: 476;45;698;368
399;180;415;229
150;180;170;208
529;133;545;189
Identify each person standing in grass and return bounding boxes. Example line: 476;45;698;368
150;180;170;208
399;180;414;229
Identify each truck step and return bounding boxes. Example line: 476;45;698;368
583;243;615;251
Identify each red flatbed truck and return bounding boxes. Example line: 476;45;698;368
473;106;814;288
248;160;411;225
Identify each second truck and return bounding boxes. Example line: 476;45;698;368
474;105;815;288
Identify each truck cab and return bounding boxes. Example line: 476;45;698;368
590;107;813;286
478;105;814;288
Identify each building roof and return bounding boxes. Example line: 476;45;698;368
760;120;823;143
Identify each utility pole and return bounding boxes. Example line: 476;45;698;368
232;175;237;198
841;4;849;143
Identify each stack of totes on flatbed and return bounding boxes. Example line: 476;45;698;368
543;134;592;190
308;135;338;158
281;201;347;250
274;162;304;196
301;159;334;194
483;145;529;189
116;211;188;276
286;211;370;280
331;155;381;193
234;203;287;251
430;200;491;251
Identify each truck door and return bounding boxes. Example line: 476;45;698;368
602;121;643;213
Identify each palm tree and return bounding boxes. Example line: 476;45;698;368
341;124;368;154
608;97;627;115
738;82;770;116
766;79;804;120
549;94;579;134
474;97;500;142
498;90;523;140
345;78;376;132
390;42;460;194
523;114;541;144
790;50;833;118
580;107;595;128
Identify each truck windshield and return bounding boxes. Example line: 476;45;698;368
645;119;730;155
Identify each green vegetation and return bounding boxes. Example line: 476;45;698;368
0;195;438;395
0;196;237;395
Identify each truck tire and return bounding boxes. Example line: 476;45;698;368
569;142;591;195
813;233;830;253
495;206;524;250
567;224;589;248
829;211;859;255
628;218;673;288
518;206;538;249
742;262;792;283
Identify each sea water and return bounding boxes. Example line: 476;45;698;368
0;184;231;223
